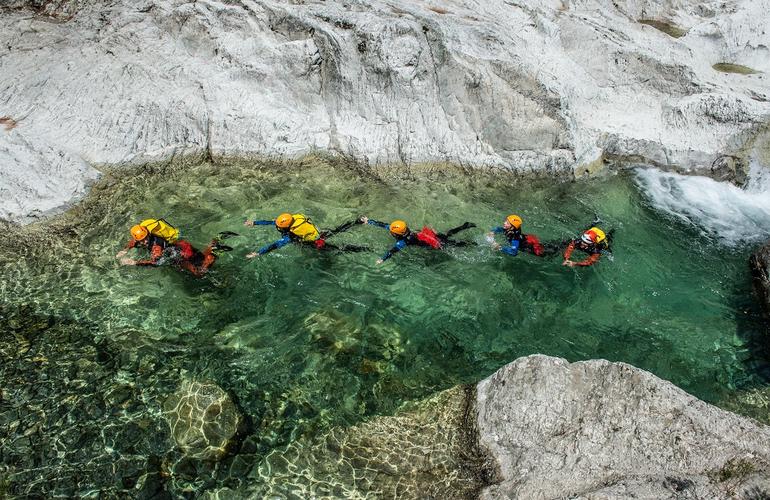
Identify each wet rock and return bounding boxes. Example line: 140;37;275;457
163;380;244;461
750;240;770;318
710;154;750;186
476;355;770;499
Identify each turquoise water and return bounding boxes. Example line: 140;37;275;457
1;157;768;496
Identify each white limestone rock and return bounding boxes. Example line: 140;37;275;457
1;0;769;222
0;127;98;222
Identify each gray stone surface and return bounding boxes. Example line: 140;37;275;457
750;241;770;317
476;355;770;499
2;0;770;221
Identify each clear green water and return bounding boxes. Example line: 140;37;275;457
1;157;768;496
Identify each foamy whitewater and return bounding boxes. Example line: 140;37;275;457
635;164;770;246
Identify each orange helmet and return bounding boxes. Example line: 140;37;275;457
275;213;294;230
505;214;522;229
581;229;598;244
389;220;408;236
130;224;149;241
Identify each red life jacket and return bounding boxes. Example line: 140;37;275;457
524;234;544;256
175;240;195;260
415;227;442;249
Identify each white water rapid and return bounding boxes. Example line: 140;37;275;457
635;163;770;246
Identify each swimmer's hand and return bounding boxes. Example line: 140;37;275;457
375;258;383;265
120;258;136;266
243;220;255;227
246;252;258;259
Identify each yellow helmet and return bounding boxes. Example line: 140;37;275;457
130;224;149;241
582;227;606;244
505;214;522;229
275;213;294;230
389;220;408;236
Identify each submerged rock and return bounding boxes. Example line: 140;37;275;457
247;386;497;499
0;310;176;497
476;355;770;499
750;241;770;318
163;380;244;461
2;0;770;221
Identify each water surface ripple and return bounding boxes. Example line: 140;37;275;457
0;158;768;497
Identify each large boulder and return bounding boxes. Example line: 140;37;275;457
163;380;244;461
750;241;770;317
477;355;770;499
3;0;770;221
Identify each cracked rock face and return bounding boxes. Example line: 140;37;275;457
750;240;770;318
2;0;769;222
476;355;770;499
163;380;244;461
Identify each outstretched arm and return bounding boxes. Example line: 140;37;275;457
361;217;390;229
244;219;275;227
377;239;407;264
122;243;164;266
246;235;291;258
116;239;138;258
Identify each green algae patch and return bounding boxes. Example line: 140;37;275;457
713;63;759;75
712;458;758;483
1;155;768;497
639;19;688;38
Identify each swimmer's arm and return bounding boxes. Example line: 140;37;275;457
500;239;520;256
116;239;137;258
366;219;390;229
570;253;601;267
258;235;291;255
244;219;275;227
378;239;407;263
134;244;165;266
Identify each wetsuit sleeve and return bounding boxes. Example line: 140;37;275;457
500;239;520;256
381;239;407;261
258;235;291;255
135;243;165;266
252;220;275;226
123;239;137;250
367;219;390;229
571;253;601;267
563;241;576;260
491;227;505;234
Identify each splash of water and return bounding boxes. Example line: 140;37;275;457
634;164;770;246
